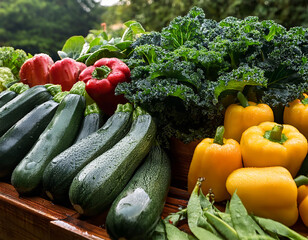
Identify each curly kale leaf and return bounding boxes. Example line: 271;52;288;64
160;7;205;50
214;65;267;100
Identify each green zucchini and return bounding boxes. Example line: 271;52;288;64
0;85;52;136
106;144;171;240
11;93;85;195
0;91;17;108
0;82;29;108
74;103;104;143
0;100;58;178
69;106;156;216
42;103;133;203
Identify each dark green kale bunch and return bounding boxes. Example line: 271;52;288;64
117;7;308;146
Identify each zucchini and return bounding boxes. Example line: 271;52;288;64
74;103;104;143
0;91;17;108
0;82;29;108
69;107;156;216
11;93;85;195
0;85;52;136
106;144;171;240
0;100;58;178
42;103;133;203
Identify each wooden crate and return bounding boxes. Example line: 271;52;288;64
0;139;307;239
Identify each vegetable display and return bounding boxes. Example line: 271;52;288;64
0;5;307;240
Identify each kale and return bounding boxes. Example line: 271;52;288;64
116;7;308;146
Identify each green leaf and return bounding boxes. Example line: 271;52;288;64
115;41;133;51
60;35;85;60
85;49;125;66
122;21;146;41
100;45;121;51
214;66;267;99
76;53;91;63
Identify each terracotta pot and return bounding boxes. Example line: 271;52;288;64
168;138;201;190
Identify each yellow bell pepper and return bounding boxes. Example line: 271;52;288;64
240;121;307;177
226;166;298;227
283;93;308;139
224;92;274;142
295;175;308;227
187;126;242;202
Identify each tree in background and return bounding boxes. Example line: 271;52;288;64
0;0;105;60
102;0;308;32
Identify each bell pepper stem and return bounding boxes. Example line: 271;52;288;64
213;126;225;145
294;175;308;187
237;92;249;108
269;124;283;141
301;97;308;105
92;66;111;80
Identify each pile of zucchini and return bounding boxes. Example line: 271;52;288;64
0;82;172;240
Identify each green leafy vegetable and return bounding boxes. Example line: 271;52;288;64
0;67;17;92
58;21;146;65
0;46;30;79
116;6;308;145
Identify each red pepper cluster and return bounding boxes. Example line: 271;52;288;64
19;54;86;91
19;54;131;116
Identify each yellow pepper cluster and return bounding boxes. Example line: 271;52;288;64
188;92;308;227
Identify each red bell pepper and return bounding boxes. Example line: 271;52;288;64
78;58;130;116
49;58;87;91
19;53;54;87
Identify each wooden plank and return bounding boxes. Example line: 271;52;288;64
0;179;307;239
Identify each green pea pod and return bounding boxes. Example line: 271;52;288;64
253;216;308;240
187;178;223;240
164;208;187;226
164;222;197;240
151;219;167;240
203;211;239;240
214;212;233;227
229;192;268;238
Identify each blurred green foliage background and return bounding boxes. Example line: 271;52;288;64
0;0;307;61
